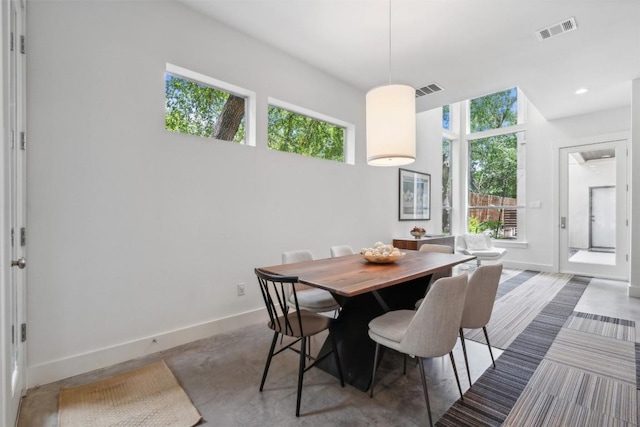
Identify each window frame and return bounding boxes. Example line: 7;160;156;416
165;63;257;146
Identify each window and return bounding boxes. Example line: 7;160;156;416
268;98;353;163
442;105;451;130
442;137;452;235
466;88;524;240
164;64;256;145
469;87;519;132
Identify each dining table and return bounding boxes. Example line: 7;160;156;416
257;250;476;391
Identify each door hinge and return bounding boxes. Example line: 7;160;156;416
10;32;14;52
21;323;27;342
10;129;14;149
11;228;14;247
20;35;25;54
20;132;26;150
20;227;26;246
11;325;15;344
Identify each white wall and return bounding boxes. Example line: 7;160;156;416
26;0;439;386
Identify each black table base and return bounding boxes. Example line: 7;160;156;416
315;276;430;392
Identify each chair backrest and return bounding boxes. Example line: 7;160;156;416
255;268;306;337
460;263;503;329
419;243;453;254
330;245;354;257
282;250;314;264
460;233;495;251
401;273;468;358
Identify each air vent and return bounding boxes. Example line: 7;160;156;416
415;83;444;98
536;17;577;41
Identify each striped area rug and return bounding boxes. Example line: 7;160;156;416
503;313;636;426
464;270;573;350
437;275;592;426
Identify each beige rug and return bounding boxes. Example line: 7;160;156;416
58;360;202;427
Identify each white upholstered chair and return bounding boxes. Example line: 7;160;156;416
330;245;354;257
458;263;503;386
456;234;506;266
368;273;469;427
282;250;340;314
414;243;455;308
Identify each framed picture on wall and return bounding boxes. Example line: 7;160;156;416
399;169;431;221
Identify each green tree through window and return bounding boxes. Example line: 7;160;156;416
468;88;520;238
165;74;246;143
268;106;344;162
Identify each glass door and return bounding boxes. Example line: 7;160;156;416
559;140;627;279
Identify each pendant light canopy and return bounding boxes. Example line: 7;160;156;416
366;0;416;167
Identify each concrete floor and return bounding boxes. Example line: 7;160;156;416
16;274;637;427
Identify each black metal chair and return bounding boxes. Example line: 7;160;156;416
255;268;345;417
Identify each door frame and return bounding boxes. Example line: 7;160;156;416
1;0;27;425
556;137;628;280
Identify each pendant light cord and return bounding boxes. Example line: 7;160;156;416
388;0;392;84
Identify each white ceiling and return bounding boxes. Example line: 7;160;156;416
178;0;640;120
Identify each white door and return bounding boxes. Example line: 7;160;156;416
2;0;27;425
558;140;627;279
590;186;615;249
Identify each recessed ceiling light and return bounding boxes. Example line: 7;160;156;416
575;88;589;95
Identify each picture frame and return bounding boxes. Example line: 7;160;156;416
399;168;431;221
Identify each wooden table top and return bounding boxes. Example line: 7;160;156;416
258;251;476;297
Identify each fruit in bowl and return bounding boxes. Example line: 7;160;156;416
410;226;426;238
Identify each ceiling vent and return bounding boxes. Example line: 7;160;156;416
415;83;444;98
536;17;577;41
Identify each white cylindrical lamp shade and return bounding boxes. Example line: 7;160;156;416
366;84;416;166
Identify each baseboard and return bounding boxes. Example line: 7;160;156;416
489;261;555;273
26;307;266;388
628;284;640;298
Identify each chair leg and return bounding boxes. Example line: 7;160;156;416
483;326;496;368
369;343;381;398
449;351;464;401
417;357;434;427
260;331;279;391
329;328;345;387
296;336;306;417
459;328;472;386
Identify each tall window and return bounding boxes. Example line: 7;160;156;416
442;105;451;130
467;88;523;239
268;100;348;163
164;64;256;145
442;137;452;234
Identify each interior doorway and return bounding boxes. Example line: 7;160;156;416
558;140;627;279
590;186;615;251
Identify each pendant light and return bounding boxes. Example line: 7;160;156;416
366;0;416;167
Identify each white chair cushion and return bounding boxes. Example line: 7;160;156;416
466;247;506;259
464;234;489;250
367;310;414;352
290;288;338;310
